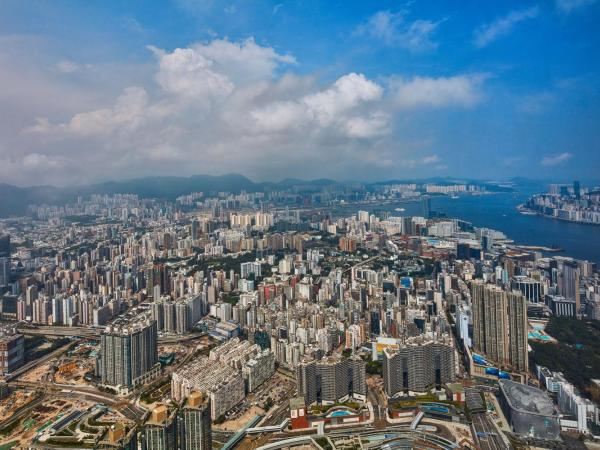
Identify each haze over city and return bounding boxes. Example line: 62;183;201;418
1;2;600;450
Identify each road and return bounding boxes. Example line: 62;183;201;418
4;340;75;381
471;412;509;450
11;380;146;421
342;255;381;274
17;325;207;343
367;385;384;425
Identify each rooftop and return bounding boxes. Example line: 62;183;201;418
499;379;558;417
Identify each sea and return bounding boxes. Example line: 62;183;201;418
328;188;600;264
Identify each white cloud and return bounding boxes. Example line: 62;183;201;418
473;6;539;48
357;10;442;52
150;46;234;100
390;75;485;109
247;73;386;137
14;37;489;185
556;0;598;12
56;60;81;73
148;38;295;101
303;73;383;125
26;86;149;136
541;152;573;166
421;154;440;165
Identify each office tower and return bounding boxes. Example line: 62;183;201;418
191;219;199;240
179;392;212;450
0;235;9;287
142;405;178;450
0;235;9;258
558;260;580;314
0;257;9;288
471;280;528;373
382;337;455;395
456;242;470;260
573;180;580;199
421;195;431;219
511;276;541;303
545;294;576;317
100;317;158;390
296;356;366;405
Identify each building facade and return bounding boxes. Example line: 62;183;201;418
100;317;159;390
296;357;366;405
382;338;456;395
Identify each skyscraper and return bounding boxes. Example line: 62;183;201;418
558;259;580;314
100;317;158;390
0;235;9;258
471;280;528;373
421;196;431;219
507;291;528;373
0;235;10;288
179;392;212;450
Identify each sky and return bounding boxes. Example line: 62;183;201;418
1;0;599;186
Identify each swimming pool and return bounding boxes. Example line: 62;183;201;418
421;403;450;414
329;410;352;417
528;331;551;341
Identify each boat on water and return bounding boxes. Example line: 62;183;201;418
450;195;459;199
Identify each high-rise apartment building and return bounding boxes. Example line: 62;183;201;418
507;290;528;373
179;392;212;450
240;261;261;279
142;405;177;450
382;337;456;395
100;317;159;391
142;393;212;450
471;280;528;373
296;356;366;405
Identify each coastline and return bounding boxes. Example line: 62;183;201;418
516;204;600;227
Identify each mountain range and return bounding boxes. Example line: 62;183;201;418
0;173;533;218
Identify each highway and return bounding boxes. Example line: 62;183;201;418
16;324;207;343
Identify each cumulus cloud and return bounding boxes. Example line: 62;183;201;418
390;75;485;109
12;37;489;185
26;86;149;136
148;38;295;101
473;6;539;48
356;10;442;52
541;152;573;166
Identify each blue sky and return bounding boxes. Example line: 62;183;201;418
1;0;599;185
